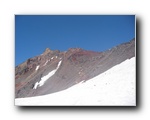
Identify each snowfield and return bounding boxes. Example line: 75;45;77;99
15;57;135;106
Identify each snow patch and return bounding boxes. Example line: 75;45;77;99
38;70;56;87
33;61;62;89
33;82;39;89
43;60;48;66
56;60;62;70
35;65;39;71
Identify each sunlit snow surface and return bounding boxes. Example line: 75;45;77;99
16;57;135;106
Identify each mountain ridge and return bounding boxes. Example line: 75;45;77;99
15;38;135;98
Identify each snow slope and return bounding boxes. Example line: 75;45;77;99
15;57;135;106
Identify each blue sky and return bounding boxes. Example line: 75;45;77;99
15;15;135;66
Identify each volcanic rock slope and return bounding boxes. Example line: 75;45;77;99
15;38;135;98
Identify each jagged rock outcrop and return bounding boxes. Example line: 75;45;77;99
15;38;135;98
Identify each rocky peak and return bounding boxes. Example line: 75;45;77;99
43;48;52;55
45;48;51;52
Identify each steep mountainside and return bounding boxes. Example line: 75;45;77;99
15;57;135;106
15;38;135;98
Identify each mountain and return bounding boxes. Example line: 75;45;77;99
15;57;135;106
15;38;135;98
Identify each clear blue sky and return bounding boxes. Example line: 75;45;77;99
15;15;135;66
